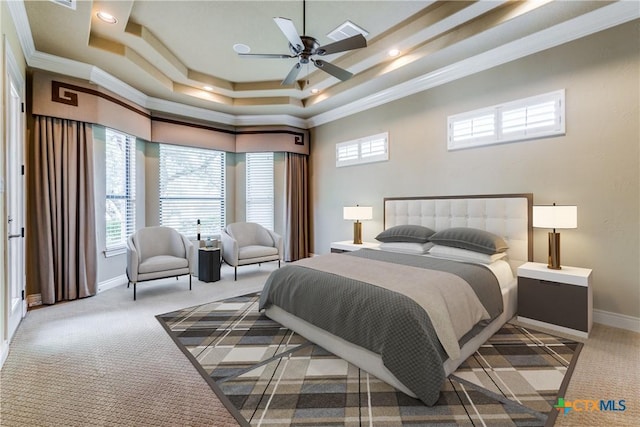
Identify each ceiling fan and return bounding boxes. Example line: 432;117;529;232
238;2;367;85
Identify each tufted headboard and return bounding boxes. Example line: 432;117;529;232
384;194;533;270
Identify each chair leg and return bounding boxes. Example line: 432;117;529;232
234;266;237;281
278;260;281;268
133;282;137;301
127;281;130;288
189;274;192;290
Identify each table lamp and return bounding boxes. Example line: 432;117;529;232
343;205;373;244
533;203;577;270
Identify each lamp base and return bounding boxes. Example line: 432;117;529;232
547;231;562;270
353;221;362;244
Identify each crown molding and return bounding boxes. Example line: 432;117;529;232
307;1;640;128
233;114;308;128
89;67;149;108
6;0;35;59
144;97;237;126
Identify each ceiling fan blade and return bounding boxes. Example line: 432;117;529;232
316;34;367;56
312;59;353;81
238;53;294;59
274;17;304;53
281;63;302;86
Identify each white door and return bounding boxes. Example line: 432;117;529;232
5;41;26;341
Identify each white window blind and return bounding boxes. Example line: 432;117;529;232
105;128;136;252
246;152;274;230
159;144;225;238
336;132;389;167
448;90;565;150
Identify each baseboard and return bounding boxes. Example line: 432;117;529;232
593;309;640;333
98;274;128;293
27;293;42;308
1;339;9;369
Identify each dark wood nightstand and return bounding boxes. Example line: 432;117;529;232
517;261;592;337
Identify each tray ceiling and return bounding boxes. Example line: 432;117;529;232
17;0;639;126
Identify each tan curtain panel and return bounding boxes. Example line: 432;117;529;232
284;153;309;261
31;116;98;304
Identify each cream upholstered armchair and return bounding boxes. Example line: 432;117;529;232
126;226;194;300
221;222;283;280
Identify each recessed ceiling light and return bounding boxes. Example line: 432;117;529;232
96;11;117;24
388;48;400;57
203;86;213;91
233;43;251;54
310;88;320;94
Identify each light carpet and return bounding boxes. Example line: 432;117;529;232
0;263;278;427
158;293;583;426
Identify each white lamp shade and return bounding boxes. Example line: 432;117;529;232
343;206;373;221
533;205;577;229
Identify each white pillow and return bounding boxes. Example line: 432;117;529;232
428;244;507;264
379;241;434;255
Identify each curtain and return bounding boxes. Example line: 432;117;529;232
31;116;97;304
284;153;309;261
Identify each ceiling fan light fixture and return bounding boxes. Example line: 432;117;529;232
96;11;117;24
239;9;367;86
310;88;320;94
388;48;400;57
233;43;251;54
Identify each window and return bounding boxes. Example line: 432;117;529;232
105;128;136;252
336;132;389;167
159;144;225;238
246;152;274;230
448;90;565;150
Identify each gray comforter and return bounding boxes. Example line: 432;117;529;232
258;249;503;406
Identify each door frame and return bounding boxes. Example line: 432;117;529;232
2;37;26;367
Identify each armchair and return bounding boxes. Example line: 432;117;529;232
126;226;194;300
221;222;283;280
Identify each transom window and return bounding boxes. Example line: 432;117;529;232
336;132;389;167
447;90;565;150
159;144;225;238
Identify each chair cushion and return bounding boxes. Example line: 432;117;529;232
139;255;189;274
238;245;278;260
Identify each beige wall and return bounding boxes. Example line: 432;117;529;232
310;22;639;319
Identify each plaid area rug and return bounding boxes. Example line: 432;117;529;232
157;293;582;427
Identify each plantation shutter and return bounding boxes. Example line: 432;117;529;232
500;96;561;138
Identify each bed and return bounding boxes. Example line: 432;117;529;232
259;194;533;406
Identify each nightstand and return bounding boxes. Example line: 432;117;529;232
517;261;592;338
330;240;380;253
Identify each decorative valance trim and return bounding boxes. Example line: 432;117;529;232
32;71;309;154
